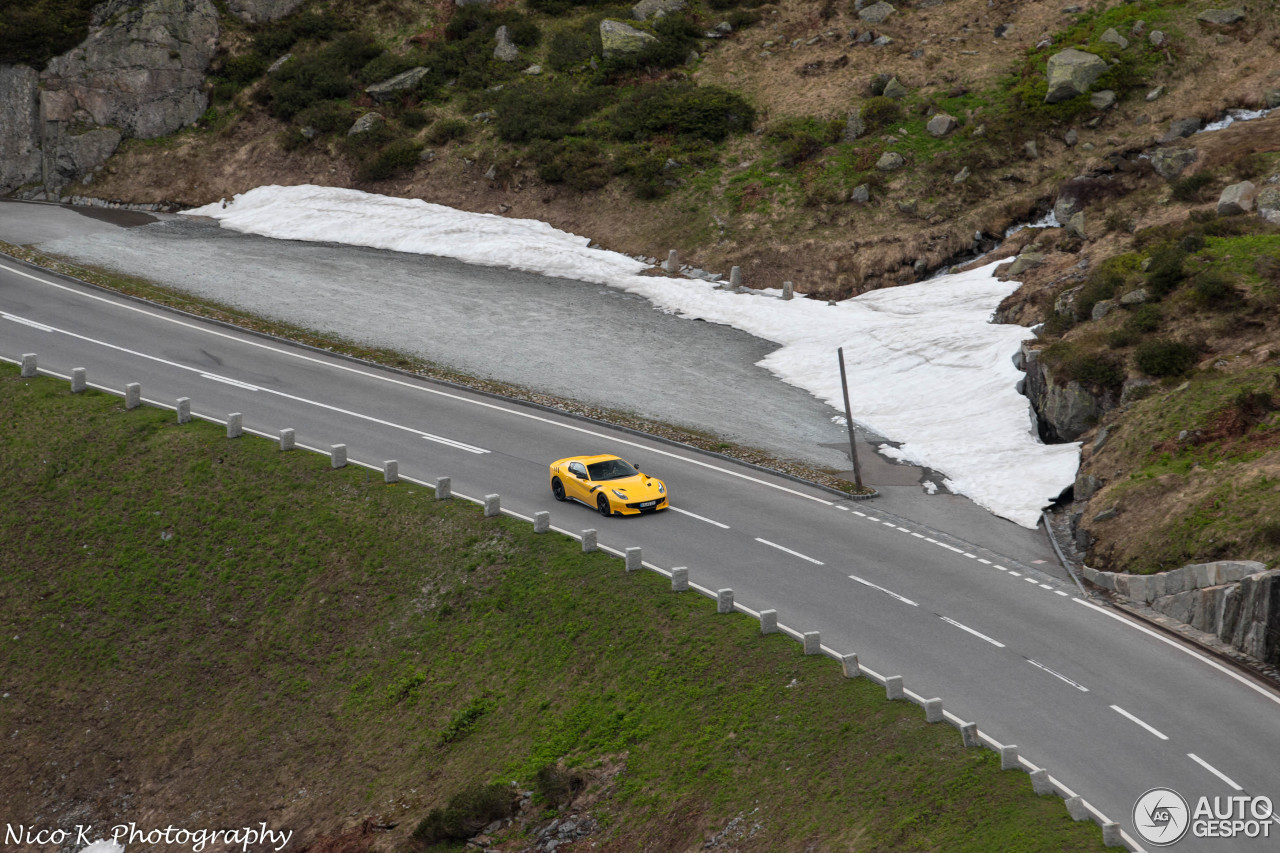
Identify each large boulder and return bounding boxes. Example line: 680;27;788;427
1149;147;1197;179
225;0;306;22
1256;185;1280;224
876;151;904;171
0;65;43;194
494;25;519;62
858;2;895;24
926;113;957;137
600;20;658;57
1044;48;1108;104
1197;8;1245;26
366;67;430;102
1217;181;1257;216
632;0;685;21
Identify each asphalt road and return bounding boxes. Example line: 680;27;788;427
4;254;1280;851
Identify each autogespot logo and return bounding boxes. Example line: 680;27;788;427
1134;787;1191;846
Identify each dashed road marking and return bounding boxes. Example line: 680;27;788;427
1027;658;1089;692
1188;753;1243;791
755;537;823;565
670;506;729;529
1111;705;1169;740
849;574;918;606
939;615;1005;648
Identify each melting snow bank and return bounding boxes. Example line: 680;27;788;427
184;185;1079;527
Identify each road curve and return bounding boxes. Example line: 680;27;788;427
3;255;1279;851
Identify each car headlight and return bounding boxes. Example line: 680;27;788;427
612;489;628;500
658;483;665;494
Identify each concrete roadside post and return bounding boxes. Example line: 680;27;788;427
841;653;860;678
20;353;36;377
671;567;688;591
663;249;679;272
885;675;904;700
1000;745;1020;770
624;547;641;571
484;494;500;516
782;281;794;301
435;477;451;499
759;609;777;634
960;722;979;747
1065;796;1090;821
71;368;86;393
227;413;242;438
717;589;733;613
1101;823;1124;848
384;460;398;483
802;631;820;655
331;444;347;469
924;698;944;723
279;428;295;451
581;529;597;552
728;265;742;289
176;397;190;423
125;383;141;410
534;511;550;533
1030;769;1053;795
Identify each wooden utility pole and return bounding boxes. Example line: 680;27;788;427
837;347;864;490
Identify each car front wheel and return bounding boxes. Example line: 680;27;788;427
551;477;566;502
597;494;612;516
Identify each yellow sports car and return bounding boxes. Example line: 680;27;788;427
549;454;669;516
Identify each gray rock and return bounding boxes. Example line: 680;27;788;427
1155;589;1197;625
266;52;293;73
632;0;685;21
1076;472;1101;500
1100;28;1129;49
494;25;519;62
858;2;896;25
600;20;658;57
952;166;970;183
876;151;905;171
0;65;42;194
1148;30;1167;47
226;0;305;21
1090;89;1116;110
882;76;909;99
897;199;917;215
347;112;385;135
1092;507;1119;523
1067;211;1086;239
851;183;870;203
1120;377;1154;404
524;64;542;75
1149;147;1197;179
366;67;430;102
1120;288;1148;305
842;112;866;142
299;125;319;139
1006;252;1044;276
715;21;733;34
1024;140;1039;159
1256;185;1280;224
1093;425;1110;453
1044;49;1108;104
1197;8;1245;26
1146;85;1164;101
926;113;957;137
1091;298;1114;320
1054;285;1082;317
1158;117;1201;143
1217;180;1257;216
1064;128;1078;146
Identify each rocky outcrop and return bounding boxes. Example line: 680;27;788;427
2;0;219;197
1084;562;1279;665
366;67;430;102
1257;185;1280;224
1149;147;1197;179
1021;344;1111;442
494;25;519;62
600;20;658;57
1044;49;1107;104
225;0;305;22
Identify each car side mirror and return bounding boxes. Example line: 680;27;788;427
575;471;587;480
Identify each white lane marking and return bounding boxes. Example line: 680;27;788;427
853;510;866;517
200;372;260;391
0;263;838;505
895;526;910;532
670;506;729;529
1074;598;1280;709
1055;590;1070;597
1008;571;1022;577
1027;659;1089;692
755;538;824;565
1188;753;1243;791
1024;577;1039;584
963;552;977;559
1111;705;1169;740
977;558;992;565
849;574;918;606
1;310;53;332
924;536;937;543
866;517;880;522
836;505;849;511
882;521;895;527
939;615;1005;648
0;308;489;454
940;543;965;554
993;564;1008;571
910;532;925;539
1039;584;1054;590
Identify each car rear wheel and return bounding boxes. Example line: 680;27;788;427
551;477;566;502
597;494;612;516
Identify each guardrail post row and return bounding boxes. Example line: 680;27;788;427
384;460;398;483
176;397;191;423
20;353;36;377
624;547;641;571
1000;745;1020;770
1029;768;1053;796
484;494;500;517
1101;823;1124;848
671;567;688;591
960;722;979;748
279;428;295;451
885;676;904;700
434;477;451;500
330;444;347;468
533;511;550;533
841;653;859;678
802;631;820;655
924;698;943;723
581;529;597;553
125;383;141;410
1065;796;1090;821
759;609;777;634
227;413;242;438
71;367;86;393
717;589;733;614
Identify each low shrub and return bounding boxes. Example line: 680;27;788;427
531;138;612;191
402;108;431;129
533;764;587;807
1170;171;1214;203
859;96;902;132
0;0;97;69
494;82;607;143
358;138;423;181
1124;303;1162;333
547;29;595;71
1191;270;1240;308
267;35;380;119
726;9;762;29
222;53;270;87
766;117;841;168
359;50;427;85
616;84;756;143
1144;243;1187;296
425;118;470;144
1135;339;1198;377
412;784;517;844
297;101;354;134
1062;350;1125;388
601;14;702;77
251;11;343;59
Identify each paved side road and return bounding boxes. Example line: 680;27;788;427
4;256;1279;851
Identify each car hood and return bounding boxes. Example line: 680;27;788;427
604;474;664;496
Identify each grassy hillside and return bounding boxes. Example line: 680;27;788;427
0;363;1105;851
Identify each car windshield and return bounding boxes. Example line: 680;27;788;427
587;458;638;481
